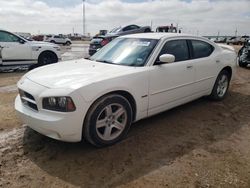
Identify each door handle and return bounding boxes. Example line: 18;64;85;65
216;60;220;63
186;65;193;69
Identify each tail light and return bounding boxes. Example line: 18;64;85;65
101;39;109;46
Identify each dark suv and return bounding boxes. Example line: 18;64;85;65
238;40;250;68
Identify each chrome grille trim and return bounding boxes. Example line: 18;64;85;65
19;89;38;111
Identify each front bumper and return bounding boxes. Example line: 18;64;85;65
15;78;88;142
16;96;82;142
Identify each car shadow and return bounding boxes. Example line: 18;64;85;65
22;91;250;188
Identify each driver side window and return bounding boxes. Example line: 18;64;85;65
0;31;20;42
155;39;189;64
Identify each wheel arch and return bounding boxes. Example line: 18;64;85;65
38;50;58;62
85;90;137;123
220;66;232;81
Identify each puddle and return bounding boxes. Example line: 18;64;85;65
0;84;18;93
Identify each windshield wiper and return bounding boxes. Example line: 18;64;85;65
95;59;115;65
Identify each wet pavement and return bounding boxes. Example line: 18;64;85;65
61;43;90;61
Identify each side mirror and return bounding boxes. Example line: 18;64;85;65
19;39;25;44
159;54;175;64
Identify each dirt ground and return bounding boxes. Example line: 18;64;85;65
0;47;250;187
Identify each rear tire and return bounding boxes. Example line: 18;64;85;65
209;70;230;101
83;94;132;147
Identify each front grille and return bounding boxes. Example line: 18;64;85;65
19;89;38;111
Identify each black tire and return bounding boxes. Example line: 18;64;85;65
50;40;55;43
239;61;247;68
66;41;71;46
209;70;230;101
144;28;151;33
83;94;132;147
38;51;58;67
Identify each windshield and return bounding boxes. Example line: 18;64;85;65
90;38;158;67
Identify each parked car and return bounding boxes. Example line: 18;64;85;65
0;29;61;70
240;35;250;44
15;33;236;147
89;24;151;55
44;35;72;45
227;36;242;45
156;25;178;33
89;35;116;56
32;35;45;41
214;37;227;43
108;25;151;36
238;40;250;67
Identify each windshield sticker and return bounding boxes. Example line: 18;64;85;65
132;41;151;47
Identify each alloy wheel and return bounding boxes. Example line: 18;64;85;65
95;103;127;141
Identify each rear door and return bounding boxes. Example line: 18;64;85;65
188;39;218;93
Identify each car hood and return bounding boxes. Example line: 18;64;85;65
25;59;136;89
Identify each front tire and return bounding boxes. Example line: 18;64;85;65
83;94;132;147
209;70;230;101
65;41;71;46
239;61;247;68
38;51;58;66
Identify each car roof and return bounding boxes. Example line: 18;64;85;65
119;32;197;40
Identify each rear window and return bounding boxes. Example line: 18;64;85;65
191;40;214;59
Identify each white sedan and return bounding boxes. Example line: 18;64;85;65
15;33;236;147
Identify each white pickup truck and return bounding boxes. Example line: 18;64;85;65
0;29;61;70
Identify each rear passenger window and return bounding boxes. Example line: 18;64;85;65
157;40;189;62
191;40;214;59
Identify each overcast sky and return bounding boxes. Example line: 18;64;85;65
0;0;249;36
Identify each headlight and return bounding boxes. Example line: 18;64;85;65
42;97;76;112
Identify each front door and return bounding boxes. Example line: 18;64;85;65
0;31;32;65
148;39;195;116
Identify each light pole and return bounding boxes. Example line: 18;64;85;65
82;0;86;36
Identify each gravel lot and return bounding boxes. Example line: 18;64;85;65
0;45;250;188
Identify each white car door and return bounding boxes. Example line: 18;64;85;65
189;39;218;93
148;39;195;116
0;31;32;65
